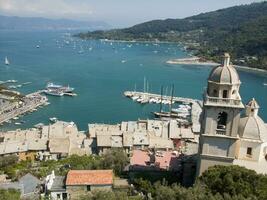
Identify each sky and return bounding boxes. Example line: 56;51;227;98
0;0;263;27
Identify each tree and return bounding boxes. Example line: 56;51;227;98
101;148;129;176
0;155;18;168
199;165;267;199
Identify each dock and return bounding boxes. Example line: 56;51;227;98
124;91;203;133
0;91;49;124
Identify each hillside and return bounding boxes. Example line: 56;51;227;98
77;2;267;69
0;15;110;31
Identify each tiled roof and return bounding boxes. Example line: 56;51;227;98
66;170;113;186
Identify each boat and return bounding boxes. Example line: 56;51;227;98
36;45;40;48
44;90;64;96
5;56;9;65
15;122;21;125
64;92;77;96
49;117;58;123
46;83;74;92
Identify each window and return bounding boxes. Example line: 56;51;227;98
213;89;218;97
232;90;236;95
217;112;227;130
87;185;91;191
247;147;252;157
57;194;61;199
223;90;228;98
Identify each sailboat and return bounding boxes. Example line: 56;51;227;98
5;56;9;65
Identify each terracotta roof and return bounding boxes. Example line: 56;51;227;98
66;170;113;186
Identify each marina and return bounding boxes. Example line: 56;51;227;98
124;90;202;132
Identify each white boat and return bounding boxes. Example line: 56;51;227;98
49;117;58;123
132;96;139;101
5;56;9;65
171;108;190;113
15;122;21;125
47;82;74;92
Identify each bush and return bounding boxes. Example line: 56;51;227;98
0;189;20;200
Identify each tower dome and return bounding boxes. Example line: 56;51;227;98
238;99;267;142
208;53;240;85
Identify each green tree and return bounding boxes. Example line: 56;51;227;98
101;148;129;176
199;165;267;199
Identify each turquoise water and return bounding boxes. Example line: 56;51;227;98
0;30;267;131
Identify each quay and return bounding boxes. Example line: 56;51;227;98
0;91;48;124
124;91;202;105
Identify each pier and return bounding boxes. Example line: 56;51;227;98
124;91;203;133
0;91;49;124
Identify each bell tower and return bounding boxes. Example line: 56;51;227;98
197;53;244;175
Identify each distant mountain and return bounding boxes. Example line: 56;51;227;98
77;2;267;69
0;15;110;31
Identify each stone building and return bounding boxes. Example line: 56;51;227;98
197;53;267;175
66;170;113;199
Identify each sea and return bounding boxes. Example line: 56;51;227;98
0;30;267;131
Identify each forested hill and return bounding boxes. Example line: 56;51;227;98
77;2;267;69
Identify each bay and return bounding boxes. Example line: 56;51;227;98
0;30;267;131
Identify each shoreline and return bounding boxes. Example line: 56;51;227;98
166;57;267;73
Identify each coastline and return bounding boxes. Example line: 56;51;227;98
166;57;267;73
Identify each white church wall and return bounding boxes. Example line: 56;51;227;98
238;140;261;161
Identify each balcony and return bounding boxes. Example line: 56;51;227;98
216;129;226;135
203;92;244;108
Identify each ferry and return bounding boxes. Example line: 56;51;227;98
44;90;64;96
46;83;74;92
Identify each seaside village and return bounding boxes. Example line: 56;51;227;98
1;53;267;199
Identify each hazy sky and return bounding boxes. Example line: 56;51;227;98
0;0;263;27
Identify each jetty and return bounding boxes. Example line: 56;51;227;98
124;91;202;105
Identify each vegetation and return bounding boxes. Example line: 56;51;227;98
77;165;267;200
2;153;267;199
77;2;267;69
0;149;129;180
0;189;21;200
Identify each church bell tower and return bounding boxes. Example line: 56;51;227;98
197;53;244;175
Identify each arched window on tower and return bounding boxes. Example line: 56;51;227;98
223;90;228;98
213;89;218;97
217;112;227;131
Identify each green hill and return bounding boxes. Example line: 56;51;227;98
77;2;267;69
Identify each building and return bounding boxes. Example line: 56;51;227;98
66;170;113;199
0;173;41;199
197;53;267;175
89;119;197;155
0;121;90;161
45;171;68;200
130;149;181;171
